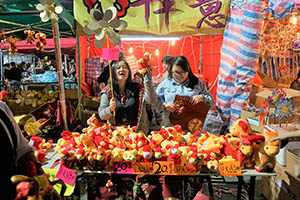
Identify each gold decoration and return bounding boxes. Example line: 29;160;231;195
84;6;128;48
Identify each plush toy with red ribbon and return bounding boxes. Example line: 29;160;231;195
137;52;152;74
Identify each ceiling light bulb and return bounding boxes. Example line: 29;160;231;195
171;40;175;46
155;48;159;56
129;45;133;54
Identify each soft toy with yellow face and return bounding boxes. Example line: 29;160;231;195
123;149;138;161
230;119;252;137
255;131;281;172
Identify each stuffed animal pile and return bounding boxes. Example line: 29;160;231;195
30;136;53;164
56;115;281;173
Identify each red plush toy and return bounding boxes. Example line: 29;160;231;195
167;145;180;165
187;152;200;171
142;145;154;162
238;135;265;169
0;90;7;101
137;52;152;74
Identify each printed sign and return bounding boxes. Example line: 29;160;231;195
174;164;197;175
133;162;153;174
75;0;230;36
113;161;133;174
218;160;241;176
55;165;77;186
152;161;174;175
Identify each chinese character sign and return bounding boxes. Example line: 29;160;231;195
75;0;230;36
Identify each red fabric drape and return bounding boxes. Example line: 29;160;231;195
78;35;223;99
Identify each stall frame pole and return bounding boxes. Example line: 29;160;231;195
52;20;68;130
76;35;83;121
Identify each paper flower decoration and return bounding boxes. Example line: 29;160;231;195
274;98;295;120
84;7;128;48
36;0;63;22
269;88;287;106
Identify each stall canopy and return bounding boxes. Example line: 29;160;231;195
0;37;76;54
78;35;223;98
0;0;75;39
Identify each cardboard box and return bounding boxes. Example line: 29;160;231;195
277;77;292;88
241;110;294;133
261;176;300;200
262;162;300;200
286;149;300;179
256;88;300;108
249;85;267;108
264;126;300;166
241;109;266;132
274;162;290;184
256;71;278;88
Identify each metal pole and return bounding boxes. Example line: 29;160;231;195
52;20;68;130
0;49;3;90
76;35;83;121
64;54;68;74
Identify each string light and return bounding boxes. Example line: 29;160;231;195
171;40;175;46
129;45;133;54
290;16;298;25
155;48;159;56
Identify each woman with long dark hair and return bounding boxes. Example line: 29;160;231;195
156;55;214;127
98;59;157;134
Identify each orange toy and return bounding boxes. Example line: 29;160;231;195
24;29;35;44
254;132;280;172
230;119;252;137
35;32;47;51
4;36;19;55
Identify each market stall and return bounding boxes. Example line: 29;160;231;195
4;0;300;200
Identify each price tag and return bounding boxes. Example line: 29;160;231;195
44;169;75;196
133;162;153;174
152;161;174;175
218;160;241;176
174;165;196;175
55;165;77;186
112;162;133;174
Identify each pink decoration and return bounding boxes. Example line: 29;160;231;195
102;48;119;61
55;165;77;186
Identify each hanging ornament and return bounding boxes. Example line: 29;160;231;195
274;98;295;120
24;29;36;44
35;32;47;51
4;36;19;55
84;6;128;48
36;0;63;22
0;28;5;42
